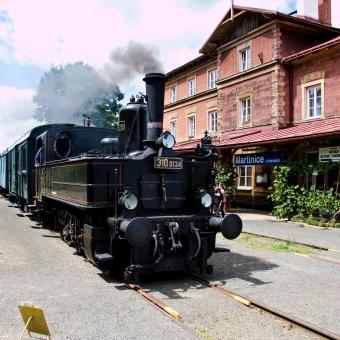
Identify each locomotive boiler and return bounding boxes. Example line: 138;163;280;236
2;73;243;282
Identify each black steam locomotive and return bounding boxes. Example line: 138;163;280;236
0;73;242;282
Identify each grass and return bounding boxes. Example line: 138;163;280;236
235;234;315;255
194;327;213;340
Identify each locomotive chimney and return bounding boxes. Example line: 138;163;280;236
143;73;166;142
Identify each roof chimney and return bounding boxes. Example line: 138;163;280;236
297;0;319;21
318;0;332;26
297;0;332;26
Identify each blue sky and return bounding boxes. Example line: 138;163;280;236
0;0;338;150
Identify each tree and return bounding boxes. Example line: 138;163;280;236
33;62;123;127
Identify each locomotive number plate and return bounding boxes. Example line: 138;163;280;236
154;157;183;170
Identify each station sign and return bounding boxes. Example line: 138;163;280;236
319;146;340;163
235;152;283;166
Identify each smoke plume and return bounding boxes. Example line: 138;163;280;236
103;41;164;85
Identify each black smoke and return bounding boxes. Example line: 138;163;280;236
103;40;164;85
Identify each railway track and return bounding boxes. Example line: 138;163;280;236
125;272;340;339
185;272;340;340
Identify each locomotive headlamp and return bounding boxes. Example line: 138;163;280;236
157;131;176;149
197;190;212;208
120;192;138;210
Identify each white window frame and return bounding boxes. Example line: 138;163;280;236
240;97;251;126
301;79;324;120
208;110;217;132
237;166;253;189
170;86;177;103
208;69;217;89
188;78;196;97
239;47;251;72
307;85;322;119
169;120;176;138
187;115;196;138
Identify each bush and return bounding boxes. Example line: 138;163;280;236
215;164;237;199
269;161;339;225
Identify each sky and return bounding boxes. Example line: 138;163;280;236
0;0;339;151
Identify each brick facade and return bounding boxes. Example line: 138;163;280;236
291;53;340;122
164;5;340;209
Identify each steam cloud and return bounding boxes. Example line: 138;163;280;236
103;41;164;85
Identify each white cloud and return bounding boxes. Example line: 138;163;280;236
0;87;40;150
0;0;229;69
1;0;339;150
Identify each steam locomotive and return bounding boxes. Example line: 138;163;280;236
0;73;242;282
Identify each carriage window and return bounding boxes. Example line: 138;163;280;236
54;133;71;158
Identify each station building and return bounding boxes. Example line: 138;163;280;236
163;0;340;209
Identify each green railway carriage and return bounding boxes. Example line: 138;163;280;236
1;124;76;208
0;150;8;195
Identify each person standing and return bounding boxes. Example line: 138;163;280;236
214;187;225;217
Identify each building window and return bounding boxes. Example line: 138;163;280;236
237;166;252;189
187;116;196;138
208;111;217;132
239;47;251;72
170;121;176;138
301;78;324;120
170;86;177;103
307;85;322;118
188;78;196;97
208;69;217;89
240;97;251;126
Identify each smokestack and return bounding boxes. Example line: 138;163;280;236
143;73;166;142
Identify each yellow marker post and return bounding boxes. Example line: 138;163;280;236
18;303;51;339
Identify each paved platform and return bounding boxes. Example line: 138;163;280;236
233;210;340;251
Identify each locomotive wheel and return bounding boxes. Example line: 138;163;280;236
123;267;140;283
61;217;74;247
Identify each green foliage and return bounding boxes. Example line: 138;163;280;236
91;92;123;128
269;164;306;219
33;62;123;128
269;161;340;225
236;234;314;255
215;164;236;198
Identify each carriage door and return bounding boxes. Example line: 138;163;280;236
18;144;28;201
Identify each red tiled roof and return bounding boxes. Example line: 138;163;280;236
220;118;340;148
282;36;340;63
175;118;340;151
